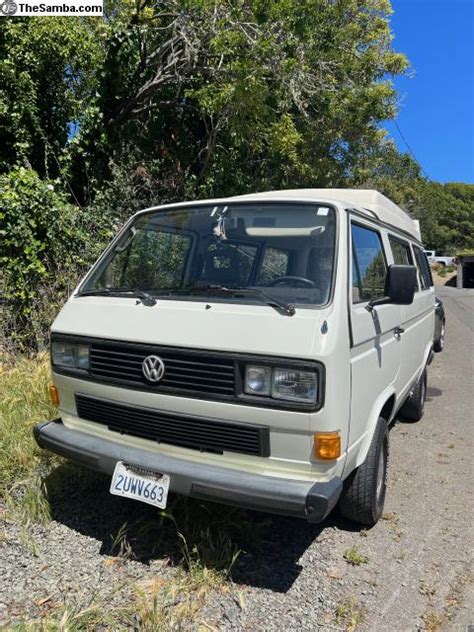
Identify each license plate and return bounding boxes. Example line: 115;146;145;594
110;461;170;509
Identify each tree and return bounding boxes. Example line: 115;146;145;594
65;0;409;202
0;19;100;181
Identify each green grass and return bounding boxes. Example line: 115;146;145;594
0;352;59;499
343;545;369;566
335;597;366;630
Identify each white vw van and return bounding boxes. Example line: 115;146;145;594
34;189;435;526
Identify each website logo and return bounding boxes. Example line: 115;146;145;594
1;0;18;15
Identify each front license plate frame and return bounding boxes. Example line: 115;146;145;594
110;461;170;509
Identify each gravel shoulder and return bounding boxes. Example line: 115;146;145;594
1;287;473;630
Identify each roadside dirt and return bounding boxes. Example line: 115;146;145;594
430;266;456;287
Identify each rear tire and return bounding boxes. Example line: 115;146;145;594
433;320;445;352
399;369;427;422
339;417;388;526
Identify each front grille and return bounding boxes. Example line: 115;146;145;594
75;394;270;457
89;341;236;397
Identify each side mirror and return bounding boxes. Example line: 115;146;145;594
385;265;417;304
367;265;417;311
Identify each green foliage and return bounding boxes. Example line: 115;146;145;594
0;19;101;178
1;1;410;204
0;167;113;349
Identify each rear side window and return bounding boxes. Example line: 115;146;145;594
257;247;289;284
351;224;387;303
203;242;259;286
414;246;433;289
389;236;414;266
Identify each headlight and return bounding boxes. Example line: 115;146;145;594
272;369;317;403
245;365;271;395
51;341;90;371
244;364;318;404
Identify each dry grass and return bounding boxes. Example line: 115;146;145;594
0;352;59;499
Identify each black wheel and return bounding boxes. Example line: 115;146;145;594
339;417;389;526
433;319;445;352
399;370;427;422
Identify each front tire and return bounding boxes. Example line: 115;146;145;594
399;369;427;422
339;417;389;526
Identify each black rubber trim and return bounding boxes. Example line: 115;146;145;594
75;393;270;457
33;420;342;523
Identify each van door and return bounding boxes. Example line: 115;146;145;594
389;237;434;397
349;219;401;453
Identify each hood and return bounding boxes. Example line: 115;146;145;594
52;296;329;359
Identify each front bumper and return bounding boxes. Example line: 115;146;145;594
33;420;342;523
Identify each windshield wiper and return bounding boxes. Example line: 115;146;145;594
162;285;295;316
76;288;157;306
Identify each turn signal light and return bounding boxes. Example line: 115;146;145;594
49;384;59;406
315;432;341;460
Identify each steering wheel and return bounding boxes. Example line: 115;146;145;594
268;276;316;288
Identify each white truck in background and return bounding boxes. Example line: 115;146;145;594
424;250;456;266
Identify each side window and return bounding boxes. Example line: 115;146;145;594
414;246;433;289
389;236;419;290
389;236;414;266
257;247;289;285
351;224;387;303
202;242;259;286
100;229;191;290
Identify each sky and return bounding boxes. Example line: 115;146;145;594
384;0;474;184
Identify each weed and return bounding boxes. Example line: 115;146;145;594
110;522;134;560
13;603;119;631
335;597;366;630
7;477;51;526
422;610;444;631
389;522;405;541
343;545;369;566
0;353;59;498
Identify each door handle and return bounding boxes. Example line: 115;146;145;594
394;326;405;338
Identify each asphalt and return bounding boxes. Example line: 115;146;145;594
324;285;474;630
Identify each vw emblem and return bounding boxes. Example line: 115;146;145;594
142;355;165;383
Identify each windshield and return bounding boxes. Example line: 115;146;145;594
80;203;337;307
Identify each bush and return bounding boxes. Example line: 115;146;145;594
0;167;114;351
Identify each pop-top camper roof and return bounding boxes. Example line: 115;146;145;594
231;189;421;241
